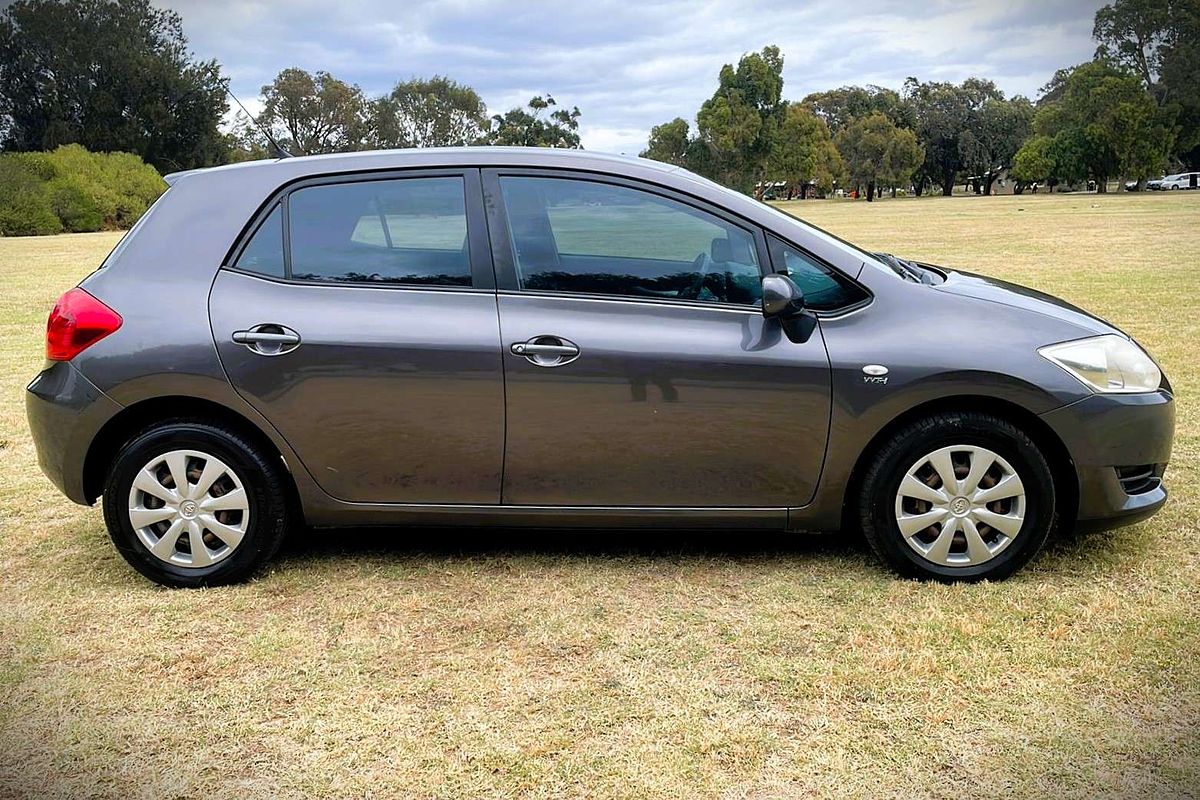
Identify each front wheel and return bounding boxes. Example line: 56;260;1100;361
102;420;290;587
857;412;1056;582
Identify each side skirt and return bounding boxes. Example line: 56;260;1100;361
304;503;789;530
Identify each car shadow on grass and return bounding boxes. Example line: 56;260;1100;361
277;525;869;566
271;520;1146;580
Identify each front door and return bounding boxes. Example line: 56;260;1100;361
485;172;832;508
209;170;505;504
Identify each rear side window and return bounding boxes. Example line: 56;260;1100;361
234;204;285;278
768;235;868;312
498;176;762;306
288;176;471;286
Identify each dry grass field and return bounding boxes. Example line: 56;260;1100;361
1;191;1199;799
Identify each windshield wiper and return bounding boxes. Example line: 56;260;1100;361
873;252;937;285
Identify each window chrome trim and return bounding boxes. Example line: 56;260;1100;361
496;288;763;315
219;266;491;295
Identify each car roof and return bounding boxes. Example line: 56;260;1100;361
163;147;678;186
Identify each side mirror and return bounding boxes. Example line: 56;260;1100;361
761;274;806;319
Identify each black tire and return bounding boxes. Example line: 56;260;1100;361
102;420;290;588
857;411;1055;582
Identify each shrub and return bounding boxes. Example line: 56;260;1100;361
0;160;62;236
0;145;164;236
49;178;105;232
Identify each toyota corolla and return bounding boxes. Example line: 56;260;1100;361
26;148;1174;586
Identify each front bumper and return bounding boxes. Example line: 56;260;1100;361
1039;389;1174;531
25;361;122;505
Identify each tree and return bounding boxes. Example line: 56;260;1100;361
1034;61;1174;190
1158;1;1200;165
487;95;581;148
881;125;924;197
257;68;368;155
225;114;273;163
904;77;1004;196
641;118;692;166
767;103;844;198
693;46;785;195
0;0;228;172
1094;0;1200;167
834;112;922;201
369;76;488;148
969;96;1035;194
801;85;913;134
1011;135;1056;192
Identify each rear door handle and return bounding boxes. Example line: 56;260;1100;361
232;324;301;355
510;335;580;367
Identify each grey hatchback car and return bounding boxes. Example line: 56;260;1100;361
26;148;1174;587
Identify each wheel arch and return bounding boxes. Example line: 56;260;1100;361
841;394;1079;531
82;395;304;522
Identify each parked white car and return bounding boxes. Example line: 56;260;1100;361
1160;172;1199;190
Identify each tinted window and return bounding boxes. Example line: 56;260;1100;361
499;177;761;305
288;177;470;286
233;204;285;277
768;236;868;311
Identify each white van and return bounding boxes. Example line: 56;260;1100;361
1160;172;1199;190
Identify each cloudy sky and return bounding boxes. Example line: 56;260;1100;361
160;0;1105;153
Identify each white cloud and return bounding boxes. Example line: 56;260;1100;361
160;0;1105;151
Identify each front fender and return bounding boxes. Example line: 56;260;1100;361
792;283;1098;531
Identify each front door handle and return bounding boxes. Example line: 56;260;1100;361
510;335;580;367
232;324;301;356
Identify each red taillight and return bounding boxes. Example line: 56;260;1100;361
46;288;122;361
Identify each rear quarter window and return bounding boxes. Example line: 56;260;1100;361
233;204;285;278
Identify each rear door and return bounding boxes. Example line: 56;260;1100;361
209;169;505;504
484;170;832;510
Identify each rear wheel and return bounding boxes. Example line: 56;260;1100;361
857;412;1055;581
102;421;289;587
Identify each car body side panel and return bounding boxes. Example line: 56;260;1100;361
786;273;1101;531
497;293;832;507
209;272;506;504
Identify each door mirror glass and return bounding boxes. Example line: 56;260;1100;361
761;274;806;318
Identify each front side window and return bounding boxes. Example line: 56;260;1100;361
288;176;471;286
499;177;762;305
768;236;869;312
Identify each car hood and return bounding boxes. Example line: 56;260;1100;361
931;268;1123;338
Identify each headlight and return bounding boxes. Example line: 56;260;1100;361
1039;334;1161;393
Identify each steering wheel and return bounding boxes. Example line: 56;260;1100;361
680;252;714;300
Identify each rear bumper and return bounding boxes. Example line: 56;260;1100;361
25;361;122;505
1039;389;1174;530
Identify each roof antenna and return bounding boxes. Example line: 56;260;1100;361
226;86;292;159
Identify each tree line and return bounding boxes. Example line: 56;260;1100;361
645;0;1198;199
0;0;583;174
230;71;582;159
1;0;1197;201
